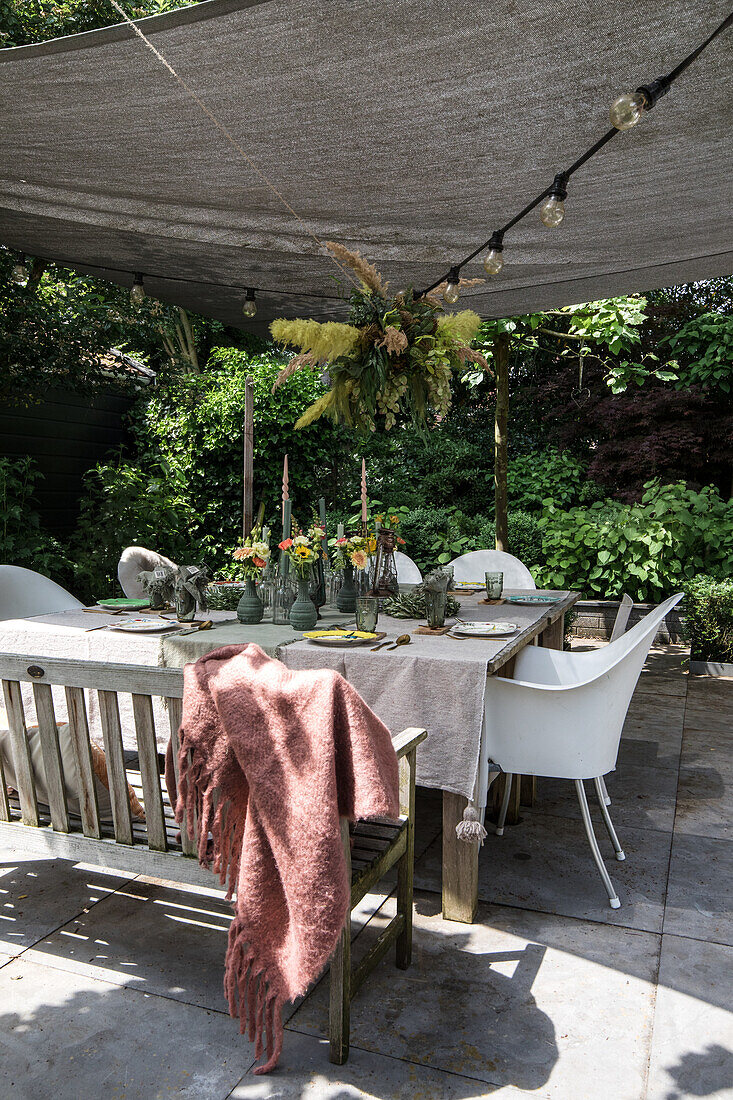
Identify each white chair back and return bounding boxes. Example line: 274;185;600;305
484;592;683;779
118;546;177;598
395;551;422;585
610;593;634;642
449;549;536;589
0;564;84;621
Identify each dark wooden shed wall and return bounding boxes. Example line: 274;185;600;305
0;388;138;538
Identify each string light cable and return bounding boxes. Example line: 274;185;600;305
419;8;733;301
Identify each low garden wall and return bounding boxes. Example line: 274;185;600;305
571;599;687;644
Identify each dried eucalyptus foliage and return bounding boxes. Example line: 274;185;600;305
383;585;461;620
270;244;490;432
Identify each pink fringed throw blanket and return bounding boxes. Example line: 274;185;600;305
165;643;399;1074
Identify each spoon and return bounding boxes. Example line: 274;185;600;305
385;633;411;652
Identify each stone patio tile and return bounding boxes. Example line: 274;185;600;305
619;718;684;772
684;678;733;734
675;729;732;842
0;955;256;1100
416;812;672;933
0;952;12;967
534;764;679;834
643;645;690;677
624;691;687;735
24;873;392;1021
287;891;659;1099
0;849;133;957
663;834;733;947
230;1028;556;1099
646;935;733;1100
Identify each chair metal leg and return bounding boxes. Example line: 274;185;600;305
593;777;625;861
575;779;621;909
496;773;514;836
598;775;611;806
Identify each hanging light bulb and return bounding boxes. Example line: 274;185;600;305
242;288;257;318
540;174;568;228
483;232;504;275
10;251;28;286
443;267;461;306
610;77;669;130
130;272;146;306
609;91;647;130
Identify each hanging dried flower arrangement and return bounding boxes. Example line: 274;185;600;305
270;244;490;431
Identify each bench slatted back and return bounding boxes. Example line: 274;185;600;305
0;652;186;854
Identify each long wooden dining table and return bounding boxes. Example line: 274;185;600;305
0;588;579;924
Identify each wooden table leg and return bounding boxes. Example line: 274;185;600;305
491;772;522;822
539;613;564;651
442;791;478;924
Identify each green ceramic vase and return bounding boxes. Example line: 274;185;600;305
236;577;264;624
336;563;357;613
289;574;318;631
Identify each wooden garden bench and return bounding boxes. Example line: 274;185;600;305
0;651;426;1064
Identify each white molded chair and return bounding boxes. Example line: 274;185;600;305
485;593;683;908
0;564;84;621
449;549;536;589
117;546;177;598
395;551;422;585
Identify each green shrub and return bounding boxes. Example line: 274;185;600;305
507;449;606;513
683;576;733;663
474;511;544;568
0;456;73;588
400;507;467;573
536;480;733;601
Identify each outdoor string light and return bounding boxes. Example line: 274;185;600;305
424;8;733;303
11;251;28;286
242;287;257;317
130;271;146;305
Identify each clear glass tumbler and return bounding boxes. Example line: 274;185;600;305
355;596;379;633
485;571;504;599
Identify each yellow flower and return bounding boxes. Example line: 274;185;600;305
367;536;377;553
295;545;311;559
351;549;368;569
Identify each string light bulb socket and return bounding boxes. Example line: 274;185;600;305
610;74;670;129
483;232;505;275
11;251;29;286
130;272;146;306
443;266;461;305
540;174;568;228
242;287;257;318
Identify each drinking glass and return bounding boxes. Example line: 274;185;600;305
355;596;379;633
485;571;504;599
424;588;447;628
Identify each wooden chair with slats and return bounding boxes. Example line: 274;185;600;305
0;651;426;1064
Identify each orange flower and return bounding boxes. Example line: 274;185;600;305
253;557;266;568
278;538;293;550
351;549;368;569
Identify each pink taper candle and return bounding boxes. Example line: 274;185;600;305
361;458;368;525
282;453;289;514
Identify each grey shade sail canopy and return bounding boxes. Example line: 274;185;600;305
1;0;731;335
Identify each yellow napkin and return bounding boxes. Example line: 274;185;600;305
303;629;377;639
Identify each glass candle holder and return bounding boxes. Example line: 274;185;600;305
355;596;379;633
424;588;447;628
485;571;504;599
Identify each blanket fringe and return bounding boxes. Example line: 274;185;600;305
455;803;487;845
176;742;245;900
225;918;285;1075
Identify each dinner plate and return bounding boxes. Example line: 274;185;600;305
504;594;557;605
453;580;484;589
450;621;518;637
109;618;181;633
304;630;384;647
97;597;150;610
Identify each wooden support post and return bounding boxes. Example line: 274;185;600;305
442;791;479;924
494;333;510;552
540;614;565;651
243;376;254;539
396;747;416;968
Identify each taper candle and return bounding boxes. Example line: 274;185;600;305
361;459;367;526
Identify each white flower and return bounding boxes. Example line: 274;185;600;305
293;535;309;546
253;542;270;558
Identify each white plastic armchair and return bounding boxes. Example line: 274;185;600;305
395;551;422;585
0;564;84;621
484;592;683;908
449;550;536;589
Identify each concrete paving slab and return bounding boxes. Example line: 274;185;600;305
0;850;134;957
619;721;684;773
625;691;687;734
230;1028;556;1099
684;679;733;734
675;754;732;843
635;673;689;698
535;764;679;834
0;954;256;1100
663;834;733;947
416;811;672;933
24;874;393;1022
288;891;659;1099
646;935;733;1100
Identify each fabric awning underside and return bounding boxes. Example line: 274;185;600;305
1;0;731;334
